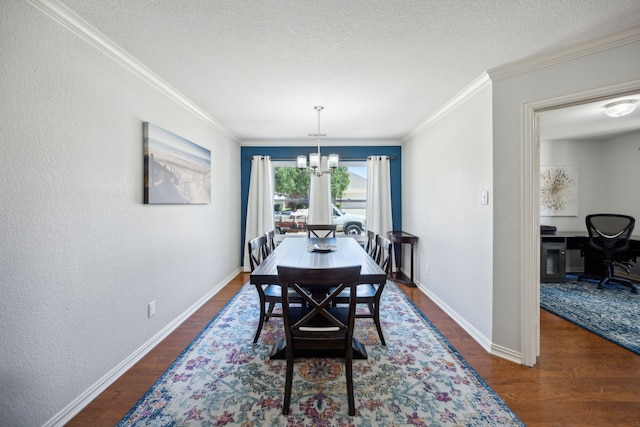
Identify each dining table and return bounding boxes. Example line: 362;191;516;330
250;236;387;359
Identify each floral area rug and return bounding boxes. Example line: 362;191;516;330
541;276;640;355
118;281;523;426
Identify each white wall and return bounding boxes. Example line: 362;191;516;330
403;37;640;361
539;138;604;231
541;132;640;275
540;131;640;231
492;39;640;352
601;131;640;218
402;82;494;347
0;3;240;426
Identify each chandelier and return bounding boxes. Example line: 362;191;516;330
297;106;339;177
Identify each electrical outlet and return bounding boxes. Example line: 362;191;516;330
148;300;156;318
425;264;429;275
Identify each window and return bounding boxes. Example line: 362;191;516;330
273;161;367;235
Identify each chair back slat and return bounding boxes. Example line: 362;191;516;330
376;235;393;276
277;265;360;338
264;230;276;255
247;235;268;272
306;224;337;238
365;230;377;258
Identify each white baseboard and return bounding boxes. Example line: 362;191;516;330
491;343;523;365
44;268;242;427
415;281;522;364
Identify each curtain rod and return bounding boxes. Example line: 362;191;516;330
248;156;395;161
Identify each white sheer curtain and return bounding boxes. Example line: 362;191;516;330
308;156;332;224
244;156;274;271
366;155;393;236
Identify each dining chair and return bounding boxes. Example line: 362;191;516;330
264;229;276;256
247;235;302;343
365;229;378;258
276;265;361;416
334;234;392;345
306;224;337;238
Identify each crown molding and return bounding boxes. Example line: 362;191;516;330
241;138;402;147
403;24;640;142
25;0;238;141
404;72;492;141
489;23;640;81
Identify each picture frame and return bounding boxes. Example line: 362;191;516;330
143;122;211;204
540;166;578;217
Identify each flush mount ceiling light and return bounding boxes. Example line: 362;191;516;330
604;99;637;118
297;106;338;177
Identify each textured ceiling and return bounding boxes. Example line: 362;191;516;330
60;0;640;142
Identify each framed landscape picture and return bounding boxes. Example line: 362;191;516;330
144;122;211;204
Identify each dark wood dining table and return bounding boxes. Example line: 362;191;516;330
250;236;387;359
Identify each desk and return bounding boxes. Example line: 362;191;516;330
541;232;640;282
250;237;387;359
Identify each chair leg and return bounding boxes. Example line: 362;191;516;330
372;302;385;346
597;264;612;290
346;340;355;416
597;277;608;289
253;297;266;344
265;301;276;320
611;278;638;294
596;272;638;294
282;357;294;415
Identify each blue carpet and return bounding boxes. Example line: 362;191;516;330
540;275;640;355
118;281;523;426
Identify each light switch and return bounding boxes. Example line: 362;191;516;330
481;190;489;205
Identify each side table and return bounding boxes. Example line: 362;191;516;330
387;231;418;287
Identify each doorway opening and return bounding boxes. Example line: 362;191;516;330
521;80;640;366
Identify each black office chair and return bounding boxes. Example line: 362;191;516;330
247;235;302;343
306;224;337;238
585;214;637;294
276;265;361;416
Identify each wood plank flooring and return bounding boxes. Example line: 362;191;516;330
67;273;640;426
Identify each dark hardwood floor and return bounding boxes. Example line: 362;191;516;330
67;273;640;426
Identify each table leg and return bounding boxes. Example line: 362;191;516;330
396;242;403;278
392;241;417;287
409;241;415;286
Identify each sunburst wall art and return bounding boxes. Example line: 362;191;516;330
540;166;578;217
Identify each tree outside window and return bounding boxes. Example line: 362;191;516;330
274;163;367;235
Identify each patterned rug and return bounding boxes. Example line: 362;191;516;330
118;281;523;426
540;276;640;355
